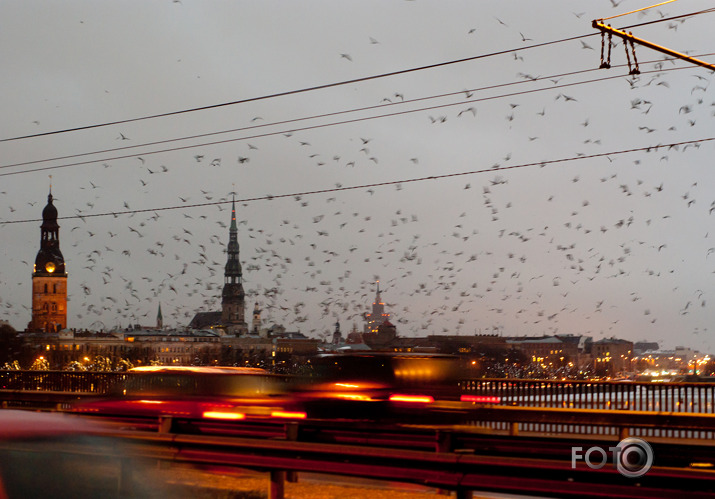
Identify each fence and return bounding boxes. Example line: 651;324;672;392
0;370;126;393
4;371;715;414
461;378;715;413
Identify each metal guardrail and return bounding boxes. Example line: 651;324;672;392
4;398;715;498
106;425;715;499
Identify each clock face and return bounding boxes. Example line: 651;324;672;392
45;262;56;273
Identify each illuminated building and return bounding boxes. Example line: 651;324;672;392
28;188;67;333
364;281;390;333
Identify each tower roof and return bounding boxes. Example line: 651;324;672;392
374;280;382;304
34;188;65;276
41;192;59;230
224;195;243;278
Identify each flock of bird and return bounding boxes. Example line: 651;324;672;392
1;2;714;352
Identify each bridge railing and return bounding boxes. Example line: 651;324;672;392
0;370;127;393
460;378;715;413
3;371;715;414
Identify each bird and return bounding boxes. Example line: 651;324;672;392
340;53;352;61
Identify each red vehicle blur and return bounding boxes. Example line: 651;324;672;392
292;352;487;423
69;366;306;425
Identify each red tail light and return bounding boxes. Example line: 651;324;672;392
389;394;434;404
460;395;501;404
271;411;307;419
202;411;246;420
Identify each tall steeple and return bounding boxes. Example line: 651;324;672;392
29;185;68;333
364;280;389;333
156;303;163;329
221;196;247;334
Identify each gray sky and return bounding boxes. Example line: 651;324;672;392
1;1;714;352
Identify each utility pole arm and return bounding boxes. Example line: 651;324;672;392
592;20;715;72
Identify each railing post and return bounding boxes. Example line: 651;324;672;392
270;470;285;499
436;431;453;496
456;488;473;499
435;430;452;453
158;415;173;433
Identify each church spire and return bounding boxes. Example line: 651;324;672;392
156;302;163;329
221;194;247;334
224;195;243;281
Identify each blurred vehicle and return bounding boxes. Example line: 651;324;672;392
0;409;183;498
69;366;306;424
293;352;486;423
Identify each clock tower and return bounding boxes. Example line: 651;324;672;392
29;188;68;333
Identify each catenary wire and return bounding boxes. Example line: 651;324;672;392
1;7;710;144
0;60;705;179
2;137;712;225
4;50;704;172
599;0;679;21
0;33;599;144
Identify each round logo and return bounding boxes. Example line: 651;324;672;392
616;437;653;478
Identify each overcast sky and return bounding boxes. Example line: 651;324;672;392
1;1;714;352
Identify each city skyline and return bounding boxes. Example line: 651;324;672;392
1;1;714;351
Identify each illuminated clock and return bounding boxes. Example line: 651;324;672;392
45;262;56;273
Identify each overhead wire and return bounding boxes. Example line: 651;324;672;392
599;0;679;21
1;7;710;145
2;137;712;226
0;33;599;144
1;55;710;178
598;6;715;25
0;63;601;171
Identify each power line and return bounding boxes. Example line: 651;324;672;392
1;59;705;178
3;137;711;226
599;6;715;26
0;64;608;171
1;8;709;145
0;33;599;144
599;0;679;21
